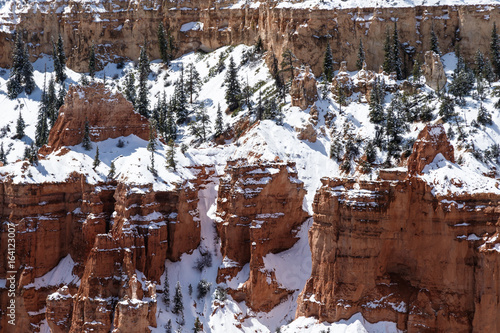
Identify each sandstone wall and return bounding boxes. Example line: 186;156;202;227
2;2;500;75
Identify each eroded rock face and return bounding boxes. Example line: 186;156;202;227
290;66;318;110
2;3;500;76
43;84;150;154
331;61;354;97
216;159;309;311
46;286;74;333
296;125;500;332
422;51;447;90
407;123;454;175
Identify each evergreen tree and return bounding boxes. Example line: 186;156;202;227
412;59;422;82
216;52;226;74
167;29;177;64
193;317;202;333
475;50;486;79
93;146;100;170
56;34;66;82
385;94;408;164
173;65;188;124
29;143;38;166
369;77;385;124
158;22;169;64
189;102;211;142
166;139;176;171
438;95;456;122
165;98;177;142
79;73;90;86
47;76;57;127
147;122;157;152
22;45;35;95
148;150;157;177
56;84;67;110
281;48;298;81
35;74;49;147
356;39;365;70
173;281;184;315
136;46;151;117
270;52;285;100
391;22;403;80
215;104;224;137
323;43;334;82
53;38;65;83
7;32;25;99
484;57;496;84
224;57;241;112
165;320;172;333
334;83;347;113
0;143;6;165
82;118;92;150
477;103;493;125
255;36;264;53
124;72;136;106
430;28;441;55
449;64;474;103
186;63;201;104
108;161;116;179
15;112;25;139
163;268;170;308
382;30;393;74
491;22;500;78
89;44;96;80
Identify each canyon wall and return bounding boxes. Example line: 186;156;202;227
296;125;500;332
2;1;500;75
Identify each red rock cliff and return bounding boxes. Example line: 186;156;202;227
296;126;500;332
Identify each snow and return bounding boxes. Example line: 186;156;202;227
180;21;204;32
23;255;80;290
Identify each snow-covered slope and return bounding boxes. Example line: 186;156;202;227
2;42;500;332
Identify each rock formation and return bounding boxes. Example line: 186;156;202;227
331;61;353;97
216;159;309;311
46;286;74;333
407;123;454;175
296;125;500;332
290;66;318;110
1;3;499;75
422;51;447;90
42;84;150;154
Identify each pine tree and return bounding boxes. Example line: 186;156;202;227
335;83;347;113
215;104;224;137
281;48;298;81
47;76;57;127
323;43;334;82
7;32;25;99
385;94;408;163
474;50;486;79
173;65;188;124
165;98;177;142
89;44;96;80
35;74;49;147
166;320;172;333
93;146;100;170
167;29;177;64
186;63;201;104
124;72;136;106
56;35;66;81
193;317;202;333
108;161;116;179
383;30;393;74
148;150;157;177
449;65;474;103
15;112;25;139
491;22;500;78
369;77;385;124
147;122;157;152
430;28;441;55
477;103;493;125
173;281;183;315
22;46;35;95
189;102;211;142
391;22;403;80
356;39;365;70
224;57;241;112
82;118;92;150
163;268;170;308
158;22;169;64
438;95;456;122
0;143;6;165
412;59;422;82
166;139;176;171
137;45;151;117
56;84;66;110
29;143;38;166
